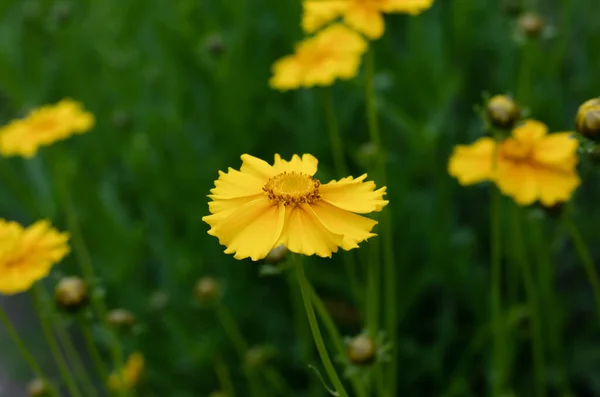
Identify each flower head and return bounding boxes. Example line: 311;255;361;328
0;99;94;158
302;0;434;40
270;24;367;90
575;98;600;141
448;120;580;206
203;154;388;260
108;352;144;391
54;276;88;311
0;220;70;295
486;95;521;129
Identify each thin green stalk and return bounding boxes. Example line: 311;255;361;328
264;366;295;396
296;256;349;397
215;357;236;397
365;47;397;397
80;319;109;388
564;216;600;321
32;285;83;397
0;302;61;397
309;284;368;397
323;87;348;175
490;186;505;397
511;206;546;397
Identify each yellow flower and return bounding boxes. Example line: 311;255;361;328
203;154;388;260
448;120;580;206
302;0;434;39
108;352;144;391
0;220;70;295
270;23;367;90
0;99;94;158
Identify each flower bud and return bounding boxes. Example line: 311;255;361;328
106;308;136;329
263;244;288;264
518;12;544;37
245;345;275;370
205;34;225;57
194;277;221;304
347;334;376;365
575;98;600;141
486;95;520;129
27;378;49;397
54;276;88;311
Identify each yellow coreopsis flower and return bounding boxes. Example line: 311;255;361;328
448;120;580;206
0;99;94;158
302;0;434;40
203;154;388;260
108;352;144;391
0;220;70;295
270;23;368;90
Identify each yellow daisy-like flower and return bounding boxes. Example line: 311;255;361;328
269;23;368;90
448;120;580;206
0;99;94;158
0;219;70;295
108;352;144;391
302;0;434;40
203;154;388;260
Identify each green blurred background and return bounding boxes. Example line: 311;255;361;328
1;0;600;396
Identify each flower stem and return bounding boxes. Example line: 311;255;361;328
31;284;83;397
296;256;349;397
365;47;397;397
490;186;505;397
215;356;237;397
323;87;348;176
0;300;61;397
564;216;600;321
511;206;546;397
80;318;109;388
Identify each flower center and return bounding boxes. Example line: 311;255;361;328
500;139;532;162
263;172;321;206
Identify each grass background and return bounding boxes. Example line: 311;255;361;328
1;0;600;396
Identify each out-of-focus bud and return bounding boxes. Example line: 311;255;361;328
54;276;88;312
575;98;600;141
194;277;221;304
244;345;276;370
264;244;288;264
347;334;376;365
205;34;225;57
106;308;136;329
27;378;49;397
148;290;170;311
486;95;521;129
518;12;544;38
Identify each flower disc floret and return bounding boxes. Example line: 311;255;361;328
263;171;321;205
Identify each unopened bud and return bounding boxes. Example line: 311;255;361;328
347;334;376;365
486;95;520;129
106;309;136;329
27;378;49;397
518;12;544;37
194;277;221;304
575;98;600;141
205;34;225;57
264;244;288;264
54;276;88;311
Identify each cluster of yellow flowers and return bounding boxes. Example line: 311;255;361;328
270;0;434;90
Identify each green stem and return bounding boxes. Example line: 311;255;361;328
296;257;349;397
564;216;600;321
0;301;61;397
365;47;397;397
323;87;348;175
215;357;236;397
490;186;505;397
80;319;109;388
309;284;368;397
31;284;83;397
511;206;546;397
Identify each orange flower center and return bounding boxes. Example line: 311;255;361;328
263;171;321;206
500;139;532;162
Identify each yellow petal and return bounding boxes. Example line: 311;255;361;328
381;0;434;14
301;0;348;33
240;154;277;179
269;55;302;91
310;201;377;250
272;154;318;176
205;198;285;261
344;5;385;39
277;204;343;258
533;133;579;165
495;163;538;205
207;195;263;223
512;119;547;143
448;137;496;185
320;174;388;214
209;167;265;199
533;166;580;206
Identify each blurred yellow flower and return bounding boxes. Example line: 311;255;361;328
203;154;388;260
270;23;367;90
448;120;580;206
108;352;144;391
0;220;70;295
302;0;434;39
0;99;94;158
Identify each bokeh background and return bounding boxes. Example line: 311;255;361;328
1;0;600;396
